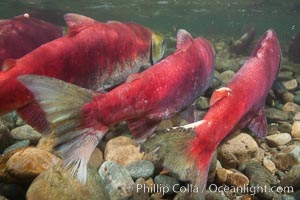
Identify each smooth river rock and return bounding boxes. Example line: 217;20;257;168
218;133;258;168
104;136;143;166
27;166;107;200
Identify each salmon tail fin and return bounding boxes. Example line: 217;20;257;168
57;130;101;183
18;75;106;183
142;126;214;199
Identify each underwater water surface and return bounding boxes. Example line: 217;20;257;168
0;0;299;43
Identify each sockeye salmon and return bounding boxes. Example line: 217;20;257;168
19;29;214;183
0;13;62;69
0;13;165;132
142;29;281;200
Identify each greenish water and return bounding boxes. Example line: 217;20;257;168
0;0;300;44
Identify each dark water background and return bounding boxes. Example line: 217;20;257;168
0;0;299;45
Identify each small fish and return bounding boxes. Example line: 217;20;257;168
0;13;165;132
288;32;300;63
18;29;215;183
0;13;63;69
229;26;256;55
142;29;281;200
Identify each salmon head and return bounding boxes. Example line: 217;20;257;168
151;32;166;64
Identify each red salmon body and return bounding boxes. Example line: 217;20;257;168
0;14;62;68
0;13;165;132
83;29;214;138
142;29;281;200
19;29;214;183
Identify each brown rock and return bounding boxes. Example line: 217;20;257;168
226;170;249;187
278;71;293;81
271;145;300;170
6;147;61;180
0;123;13;153
88;147;103;169
0;195;8;200
282;102;299;112
282;92;294;103
215;168;229;184
132;178;150;199
218;133;258;168
27;166;107;200
291;121;300;139
278;122;292;133
293;112;300;121
265;108;290;122
145;178;155;190
263;157;276;175
282;79;297;91
104;136;144;166
256;148;265;161
280;164;300;188
266;133;292;147
0;148;26;183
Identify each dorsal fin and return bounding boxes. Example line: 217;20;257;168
107;20;121;24
176;29;193;50
1;59;17;72
210;87;232;106
64;13;95;36
18;13;30;19
13;13;30;20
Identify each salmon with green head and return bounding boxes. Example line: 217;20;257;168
0;13;165;133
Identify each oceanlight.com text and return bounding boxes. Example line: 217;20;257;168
208;184;294;195
136;183;294;196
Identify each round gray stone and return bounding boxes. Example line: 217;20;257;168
99;161;134;200
3;140;30;154
126;160;155;180
154;175;180;195
10;125;41;141
294;95;300;104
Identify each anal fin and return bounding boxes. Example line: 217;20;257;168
179;104;198;123
248;107;267;138
17;102;51;134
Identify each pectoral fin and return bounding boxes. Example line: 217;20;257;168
179;104;198;123
248;108;267;138
210;87;232;106
2;59;17;71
